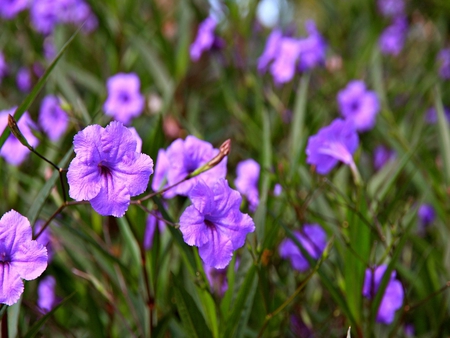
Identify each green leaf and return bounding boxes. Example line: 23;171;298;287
434;84;450;186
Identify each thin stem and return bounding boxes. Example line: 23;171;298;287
132;201;178;227
1;306;7;338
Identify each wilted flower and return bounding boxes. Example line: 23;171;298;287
39;95;69;141
418;204;435;228
297;20;327;71
306;119;359;175
235;159;260;212
373;145;396;171
1;110;40;166
103;73;145;125
279;224;327;272
179;178;255;268
67;121;154;217
16;67;32;93
0;0;28;19
257;28;283;73
143;213;166;250
379;17;408;56
377;0;405;18
438;48;450;80
0;210;48;306
190;17;217;61
37;275;57;313
337;80;380;132
363;265;404;324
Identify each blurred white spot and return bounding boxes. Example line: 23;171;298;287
257;0;280;28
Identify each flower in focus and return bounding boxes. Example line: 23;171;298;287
163;135;227;198
179;178;255;269
377;0;405;18
379;17;408;56
144;213;166;250
337;80;380;132
418;204;435;228
38;95;69;141
103;73;145;125
37;275;57;313
306;119;359;175
16;67;32;93
234;159;260;212
67;121;154;217
438;48;450;80
1;110;40;166
0;210;48;306
363;265;404;324
0;0;28;19
190;17;217;61
373;145;396;171
297;20;327;71
257;28;283;73
279;224;327;272
270;37;302;85
128;127;142;152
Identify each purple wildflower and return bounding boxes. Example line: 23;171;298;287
270;37;301;85
143;213;165;250
373;145;396;171
179;178;255;269
103;73;145;125
30;0;59;35
190;17;217;62
38;95;69;141
1;110;40;166
379;17;408;56
37;275;56;313
363;265;404;324
279;224;327;272
337;80;380;132
438;48;450;80
0;210;48;306
425;106;450;124
67;121;154;217
234;159;260;212
418;204;435;228
257;28;283;73
164;135;227;198
43;38;56;61
16;67;32;93
306;119;359;175
0;0;28;19
204;265;228;296
297;20;327;71
128;127;142;152
0;52;8;82
273;183;282;196
377;0;405;18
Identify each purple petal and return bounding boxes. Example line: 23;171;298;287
0;210;33;254
89;175;131;217
198;232;234;269
188;179;214;214
11;240;48;280
179;205;210;247
0;265;23;306
67;157;103;201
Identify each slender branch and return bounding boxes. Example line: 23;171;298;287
132;201;178;227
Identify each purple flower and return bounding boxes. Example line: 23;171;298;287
128;127;142;152
164;135;227;198
337;80;380;132
37;275;56;313
67;121;154;217
151;148;170;194
103;73;145;125
297;20;327;71
190;17;217;61
379;17;408;56
306;119;359;175
179;178;255;269
438;48;450;80
234;159;260;212
425;106;450;124
16;67;32;93
204;265;228;296
273;183;282;196
0;210;48;306
43;38;56;61
279;224;327;272
38;95;69;141
1;110;40;166
418;204;435;228
30;0;59;35
377;0;405;17
0;52;8;82
373;145;396;171
143;213;165;250
363;265;404;324
270;37;302;84
257;28;283;73
0;0;28;19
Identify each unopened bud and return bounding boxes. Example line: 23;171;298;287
8;114;33;150
188;139;231;179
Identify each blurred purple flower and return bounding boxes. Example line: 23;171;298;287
103;73;145;125
164;135;227;198
34;220;53;262
425;106;450;124
235;159;260;212
279;224;327;272
0;210;48;306
179;178;255;269
67;121;154;217
37;275;56;313
373;145;396;171
379;17;408;56
273;183;282;196
0;52;8;82
43;38;56;61
337;80;380;132
204;265;228;296
38;95;69;141
297;20;327;71
363;265;404;324
438;48;450;80
16;67;32;92
306;119;359;175
1;110;40;166
418;204;435;228
377;0;405;17
143;213;166;250
190;17;217;61
30;0;59;35
270;37;301;85
0;0;28;19
257;28;283;73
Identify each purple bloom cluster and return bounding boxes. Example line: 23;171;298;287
67;122;154;217
337;80;380;132
235;159;260;212
377;0;405;18
379;17;408;56
363;265;404;324
373;145;396;171
179;178;255;268
438;48;450;80
0;0;28;19
103;73;145;125
39;95;69;141
306;119;359;175
0;210;48;306
190;17;218;61
258;20;326;84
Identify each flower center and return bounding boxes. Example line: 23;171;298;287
118;91;130;103
205;219;215;228
98;162;112;177
0;251;9;263
350;100;360;112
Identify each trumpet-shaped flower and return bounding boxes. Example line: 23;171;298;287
0;210;48;306
67;121;154;217
234;159;260;212
179;179;255;269
190;17;217;61
297;20;327;71
279;224;327;272
257;28;283;73
270;37;302;85
306;119;359;175
39;95;69;141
